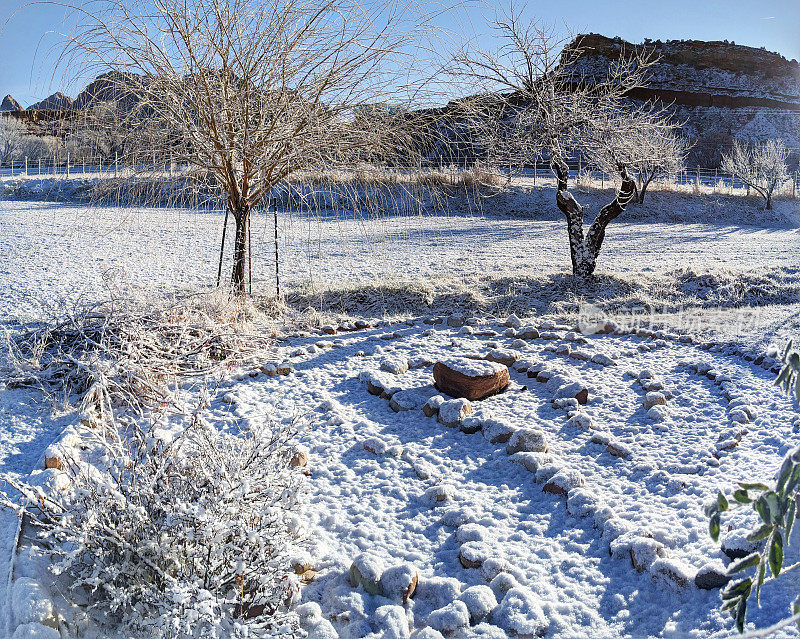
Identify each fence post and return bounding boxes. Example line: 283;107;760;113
38;158;41;176
696;167;700;189
115;153;119;178
714;168;717;193
66;153;70;178
794;172;797;199
533;159;537;186
24;156;27;177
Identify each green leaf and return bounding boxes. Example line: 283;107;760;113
723;578;753;599
793;596;800;630
768;530;784;577
735;597;747;633
728;553;761;575
717;491;729;512
709;512;721;542
746;523;774;543
733;489;752;504
783;340;794;359
739;482;770;492
755;495;772;525
777;458;795;494
755;561;766;605
786;499;796;539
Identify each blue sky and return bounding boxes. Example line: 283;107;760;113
0;0;798;107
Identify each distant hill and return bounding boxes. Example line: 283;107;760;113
27;92;74;111
0;95;22;111
565;35;800;165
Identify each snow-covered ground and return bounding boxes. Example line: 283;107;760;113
206;316;800;638
0;184;799;637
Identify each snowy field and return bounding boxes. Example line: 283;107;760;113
0;187;799;638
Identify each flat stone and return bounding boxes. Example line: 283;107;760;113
433;358;510;401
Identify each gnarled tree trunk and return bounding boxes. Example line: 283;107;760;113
230;203;251;294
554;161;637;278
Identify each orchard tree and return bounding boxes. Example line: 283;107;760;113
631;126;689;203
448;12;683;277
722;139;789;211
0;117;27;164
58;0;420;293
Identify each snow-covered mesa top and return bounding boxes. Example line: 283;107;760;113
437;357;508;377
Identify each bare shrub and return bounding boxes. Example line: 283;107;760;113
2;406;306;638
721;139;789;210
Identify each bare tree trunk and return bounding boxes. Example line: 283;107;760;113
638;169;655;204
231;207;250;293
554;161;637;278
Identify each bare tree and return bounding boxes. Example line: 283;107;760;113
447;13;683;277
0;117;27;164
721;139;789;210
57;0;420;293
630;126;689;203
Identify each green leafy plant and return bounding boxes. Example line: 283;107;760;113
706;342;800;633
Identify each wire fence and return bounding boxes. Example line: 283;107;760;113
0;154;798;198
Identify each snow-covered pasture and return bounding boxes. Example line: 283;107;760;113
0;186;798;638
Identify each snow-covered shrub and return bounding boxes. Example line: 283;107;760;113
705;342;800;633
2;407;306;638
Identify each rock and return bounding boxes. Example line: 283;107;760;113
297;602;337;639
566;488;603;518
517;326;539;340
509;452;554;474
505;314;523;329
591;353;616;366
433;358;510;401
506;428;549;454
458;542;489;569
459;417;483;435
611;534;666;572
485;348;522;367
555;344;570;355
494;587;548;638
650;558;692;588
290;445;309;468
459;585;498;623
422;395;444;417
534;463;562;484
360;370;401;398
275;363;293;376
511;339;527;349
363;437;401;457
438;398;474;427
389;389;426;412
427;601;470;633
374;605;410;639
349;554;385;595
553;381;589;405
381;358;409;375
606;441;632;458
482;418;517;444
721;532;759;560
570;350;591;361
380;564;419;603
320;324;337;335
568;413;593;430
643;392;667;410
542;469;584;496
694;564;731;590
44;457;63;471
648;405;670;422
425;484;455;505
447;314;466;328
